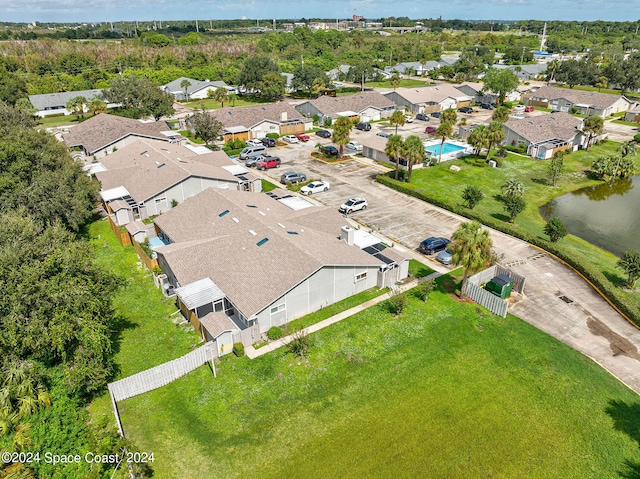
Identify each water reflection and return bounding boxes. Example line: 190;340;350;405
540;175;640;257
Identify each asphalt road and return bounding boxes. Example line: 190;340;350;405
252;138;640;394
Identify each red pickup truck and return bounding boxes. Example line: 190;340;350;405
257;156;281;170
295;132;310;142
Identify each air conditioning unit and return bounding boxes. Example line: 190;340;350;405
156;273;168;289
163;284;176;298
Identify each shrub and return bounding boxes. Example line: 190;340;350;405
287;329;310;358
170;199;179;208
313;114;320;125
266;132;279;139
415;279;435;301
267;326;283;340
461;185;484;210
152;265;163;276
233;342;245;357
496;147;508;158
544;217;568;243
633;133;640;143
323;117;333;127
386;289;408;315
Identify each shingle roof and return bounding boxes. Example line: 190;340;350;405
298;91;396;116
199;311;238;338
155;188;387;318
208;103;307;130
62;114;175;155
95;138;241;203
504;112;583;144
163;77;229;96
528;86;628;109
29;89;105;110
387;85;472;105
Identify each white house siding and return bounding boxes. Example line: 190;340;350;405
250;121;280;139
254;265;380;333
362;146;390;163
359;107;382;123
295;102;323;120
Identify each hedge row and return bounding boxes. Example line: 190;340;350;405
376;174;640;326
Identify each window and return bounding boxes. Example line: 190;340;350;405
355;272;367;282
155;197;166;204
270;304;285;315
214;300;223;312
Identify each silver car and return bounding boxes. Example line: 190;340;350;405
436;248;453;265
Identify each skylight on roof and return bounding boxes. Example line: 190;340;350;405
140;151;148;155
277;223;285;228
287;231;299;235
249;230;257;236
247;205;257;208
219;210;230;217
257;238;269;247
232;217;239;223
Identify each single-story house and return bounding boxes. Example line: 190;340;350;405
455;82;521;105
524;86;633;118
209;102;313;143
361;134;392;163
95;138;261;226
624;109;640;123
384;85;472;114
326;65;352;81
162;77;236;101
153;188;409;345
62;113;181;159
295;91;396;123
490;63;549;81
384;61;444;76
503;112;587;159
28;89;119;117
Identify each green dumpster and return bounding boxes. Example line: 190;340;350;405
485;274;514;299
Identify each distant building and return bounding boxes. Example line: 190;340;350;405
295;91;396;123
162;77;236;101
353;14;364;22
525;86;633;118
384;85;472;114
28;89;118;118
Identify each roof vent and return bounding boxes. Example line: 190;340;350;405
232;217;239;223
277;223;285;228
249;230;257;236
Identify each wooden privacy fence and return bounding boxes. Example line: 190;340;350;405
132;239;159;271
106;215;131;246
462;265;526;318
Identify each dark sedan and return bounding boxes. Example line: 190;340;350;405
316;129;332;138
458;106;474;114
418;237;450;255
416;113;430;121
322;145;339;156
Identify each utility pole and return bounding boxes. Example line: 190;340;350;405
521;46;526;66
196;19;199;32
361;71;364;92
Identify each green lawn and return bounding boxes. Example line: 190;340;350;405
261;179;279;192
380;142;640;320
36;115;82;128
184;98;272;110
367;79;427;88
408;258;435;277
112;283;640;478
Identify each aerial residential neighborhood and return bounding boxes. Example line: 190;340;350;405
2;6;640;479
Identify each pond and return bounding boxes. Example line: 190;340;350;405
540;175;640;257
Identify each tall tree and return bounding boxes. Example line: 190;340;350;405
544;217;568;243
503;194;526;223
449;221;493;298
237;56;280;92
292;64;328;98
389;110;406;135
483;68;519;105
188;110;224;146
617;250;640;289
86;96;107;116
212;87;228;107
435;121;453;164
389;72;401;90
441;108;457;125
582;115;604;150
547;150;565;186
258;72;285;100
485;121;505;160
104;76;174;120
492;106;510;123
467;125;489;156
402;135;424;183
65;96;86;120
384;134;404;181
332;116;353;156
180;79;192;101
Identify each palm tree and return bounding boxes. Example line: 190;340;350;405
212;87;228;107
485;121;505;160
492;106;510;123
402;135;425;183
582;115;604;150
618;141;637;158
332;116;353;156
385;134;405;181
467;125;489;156
389;72;401;90
441;108;457;125
501;179;525;197
546;59;560;85
449;221;493;298
594;76;609;92
87;97;107;116
228;93;238;107
180;79;192;101
435;121;453;164
389;110;406;135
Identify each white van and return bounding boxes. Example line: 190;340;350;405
239;144;267;159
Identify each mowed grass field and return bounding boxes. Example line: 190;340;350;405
113;281;640;479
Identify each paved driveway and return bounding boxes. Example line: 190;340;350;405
253;145;640;393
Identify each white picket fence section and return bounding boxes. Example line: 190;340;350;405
108;342;216;402
462;281;509;318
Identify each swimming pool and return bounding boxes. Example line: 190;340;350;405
424;142;466;157
148;236;168;248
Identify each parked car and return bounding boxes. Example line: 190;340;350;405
430;111;442;118
458;106;474;114
280;172;306;184
346;141;363;152
316;129;332;138
425;126;437;134
377;132;390;138
246;139;263;147
322;145;339;156
418;237;450;255
436;248;453;265
300;181;330;195
239;144;267;160
480;103;494;110
355;122;372;131
256;156;281;170
261;137;275;147
513;105;526;113
245;155;265;167
524;106;535;113
339;197;368;213
416;113;430;121
405;115;414;123
282;135;299;144
295;132;310;142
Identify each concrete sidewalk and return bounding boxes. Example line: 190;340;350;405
245;274;440;359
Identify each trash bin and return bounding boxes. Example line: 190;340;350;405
485;274;514;299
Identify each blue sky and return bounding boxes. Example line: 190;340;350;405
1;0;634;23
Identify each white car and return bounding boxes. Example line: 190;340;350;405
300;181;330;195
339;197;368;213
513;105;526;113
346;141;363;152
282;135;299;144
405;115;414;123
246;139;263;147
